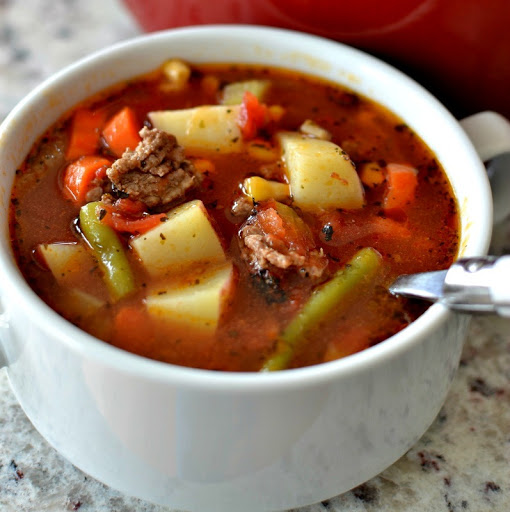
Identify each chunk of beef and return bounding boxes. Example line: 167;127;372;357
106;127;198;209
230;196;256;220
242;223;307;270
239;204;328;279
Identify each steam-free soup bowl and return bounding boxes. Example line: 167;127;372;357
0;26;506;511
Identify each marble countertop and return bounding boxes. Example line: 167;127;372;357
0;1;509;511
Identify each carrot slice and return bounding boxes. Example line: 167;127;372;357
383;163;418;211
102;106;142;158
66;109;106;160
63;155;111;204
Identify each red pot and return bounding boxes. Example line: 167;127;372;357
122;0;510;119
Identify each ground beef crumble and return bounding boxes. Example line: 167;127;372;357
230;196;256;219
242;224;307;270
106;126;199;209
239;210;328;279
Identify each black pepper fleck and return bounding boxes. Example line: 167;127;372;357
321;223;334;241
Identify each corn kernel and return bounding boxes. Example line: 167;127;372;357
268;105;285;122
359;162;386;188
243;176;290;202
161;59;191;91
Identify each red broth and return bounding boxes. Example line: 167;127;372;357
9;62;459;371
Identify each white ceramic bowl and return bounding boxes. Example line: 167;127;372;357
0;26;496;511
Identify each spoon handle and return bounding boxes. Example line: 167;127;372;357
390;255;510;316
442;256;510;316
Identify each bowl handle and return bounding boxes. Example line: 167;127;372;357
460;111;510;161
460;111;510;223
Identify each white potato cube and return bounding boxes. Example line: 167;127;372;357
149;105;242;152
38;243;95;286
278;132;364;209
146;264;234;331
131;199;227;277
221;79;270;105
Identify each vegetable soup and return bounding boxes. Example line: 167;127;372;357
9;61;459;371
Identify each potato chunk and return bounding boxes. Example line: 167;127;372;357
221;79;270;105
37;243;106;309
148;105;242;152
278;132;364;209
38;243;95;286
131;199;227;277
146;264;234;331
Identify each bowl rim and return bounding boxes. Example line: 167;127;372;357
0;24;492;391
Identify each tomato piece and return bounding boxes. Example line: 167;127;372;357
113;198;147;216
238;91;269;140
99;203;166;235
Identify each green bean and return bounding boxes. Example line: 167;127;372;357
79;202;135;301
260;247;382;372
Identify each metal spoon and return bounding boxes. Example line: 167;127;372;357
389;255;510;317
390;145;510;315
